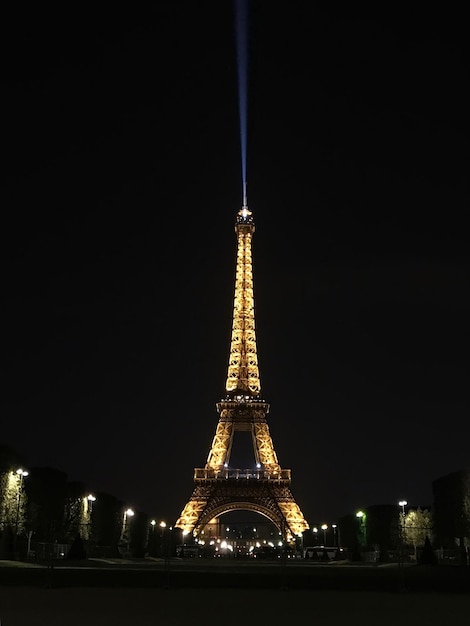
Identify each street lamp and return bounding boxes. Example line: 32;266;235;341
321;524;328;545
356;510;366;547
124;507;135;536
159;521;167;549
82;494;96;541
122;508;134;555
398;500;407;539
312;527;318;545
158;521;168;560
87;494;96;513
148;519;156;556
14;468;29;555
332;524;338;547
398;500;407;570
398;500;407;542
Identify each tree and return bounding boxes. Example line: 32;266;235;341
418;535;438;565
0;445;29;550
0;467;29;558
62;482;88;543
67;534;87;560
403;507;433;560
25;466;68;543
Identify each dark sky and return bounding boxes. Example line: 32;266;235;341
2;2;469;528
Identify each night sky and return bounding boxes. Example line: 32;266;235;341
2;3;469;527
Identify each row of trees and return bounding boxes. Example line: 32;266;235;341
331;470;470;564
303;504;434;563
0;444;170;560
303;471;470;564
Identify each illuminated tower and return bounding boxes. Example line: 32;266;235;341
175;198;309;541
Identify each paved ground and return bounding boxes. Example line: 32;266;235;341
1;559;469;625
0;586;470;626
2;557;469;594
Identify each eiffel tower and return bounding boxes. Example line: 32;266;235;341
175;195;309;542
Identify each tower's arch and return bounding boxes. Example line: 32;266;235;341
194;499;286;538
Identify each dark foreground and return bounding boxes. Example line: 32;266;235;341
0;585;469;626
1;557;470;593
0;560;469;625
0;560;470;626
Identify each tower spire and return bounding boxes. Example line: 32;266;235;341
225;196;260;396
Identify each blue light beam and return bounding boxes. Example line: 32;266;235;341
234;0;249;205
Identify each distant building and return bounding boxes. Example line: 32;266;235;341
432;469;470;548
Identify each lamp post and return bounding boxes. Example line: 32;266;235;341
87;494;96;513
398;500;407;545
398;500;407;588
158;521;167;558
82;494;96;541
87;494;96;531
122;508;134;556
332;524;338;547
14;468;29;557
398;500;407;563
356;510;366;548
321;524;328;545
149;519;156;556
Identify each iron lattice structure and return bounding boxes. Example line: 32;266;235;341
175;204;309;541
